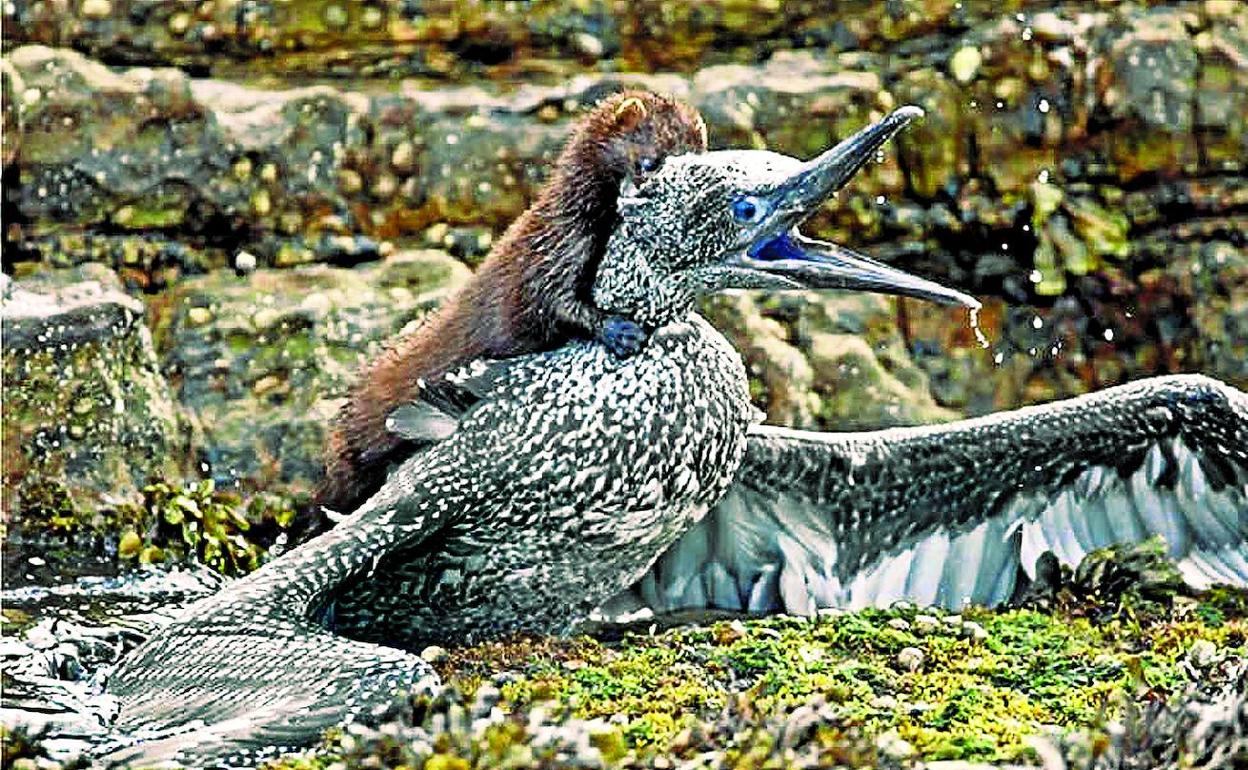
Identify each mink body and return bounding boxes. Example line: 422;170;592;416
317;91;708;513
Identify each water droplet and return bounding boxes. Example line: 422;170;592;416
1038;99;1050;114
1031;316;1043;330
1103;329;1114;341
968;307;991;349
1029;269;1042;283
875;195;886;205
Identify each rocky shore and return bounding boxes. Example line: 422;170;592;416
2;4;1248;764
4;2;1247;541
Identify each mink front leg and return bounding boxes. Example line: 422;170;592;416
547;292;647;358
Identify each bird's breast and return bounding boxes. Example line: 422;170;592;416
327;315;758;647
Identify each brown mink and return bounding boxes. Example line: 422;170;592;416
316;90;708;513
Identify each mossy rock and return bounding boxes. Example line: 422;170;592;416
152;251;470;498
703;292;958;431
1;265;186;527
270;573;1247;770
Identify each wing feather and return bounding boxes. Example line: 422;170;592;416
612;375;1248;614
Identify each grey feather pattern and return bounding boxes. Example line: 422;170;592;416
616;374;1248;615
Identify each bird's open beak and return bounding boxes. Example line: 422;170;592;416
730;106;980;310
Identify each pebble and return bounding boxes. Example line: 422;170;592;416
169;12;191;35
371;173;398;199
337;168;363;194
1187;639;1218;668
81;0;111;18
896;646;925;672
875;730;915;760
950;45;982;83
572;32;605;59
391;141;416;173
420;645;449;665
887;617;911;632
360;5;383;29
963;620;989;641
323;4;348;28
870;694;898;710
234;250;258;274
912;614;940;635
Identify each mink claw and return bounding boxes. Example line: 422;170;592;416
602;316;648;358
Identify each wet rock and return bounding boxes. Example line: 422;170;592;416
703;292;959;432
896;646;925;672
3;0;1247;508
1;264;185;521
153;250;469;497
8;46;221;234
911;615;940;635
962;620;989;641
1103;9;1201;178
1;57;22;167
1187;639;1219;669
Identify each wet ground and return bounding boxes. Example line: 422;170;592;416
1;564;223;761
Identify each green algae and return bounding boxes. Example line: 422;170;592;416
111;479;295;576
8;476;296;578
417;597;1244;765
263;580;1246;770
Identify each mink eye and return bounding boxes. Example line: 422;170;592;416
637;156;659;172
731;195;768;224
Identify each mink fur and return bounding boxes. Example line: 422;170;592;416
316;90;708;513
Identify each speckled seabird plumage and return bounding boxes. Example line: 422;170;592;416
101;108;1248;768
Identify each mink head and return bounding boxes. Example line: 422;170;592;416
569;90;708;184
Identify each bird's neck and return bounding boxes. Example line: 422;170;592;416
593;239;697;330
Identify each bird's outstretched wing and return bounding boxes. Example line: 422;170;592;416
618;374;1248;615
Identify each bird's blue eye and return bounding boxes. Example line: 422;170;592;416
731;196;766;223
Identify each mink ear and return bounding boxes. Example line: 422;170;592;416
613;96;648;131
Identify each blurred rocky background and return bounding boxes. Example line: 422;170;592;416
3;0;1246;563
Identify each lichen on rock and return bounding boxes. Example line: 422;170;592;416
1;264;185;523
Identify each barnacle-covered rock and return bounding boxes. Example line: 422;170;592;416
703;292;958;431
152;249;469;497
257;567;1248;769
0;264;185;525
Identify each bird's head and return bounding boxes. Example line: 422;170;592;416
593;106;980;328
